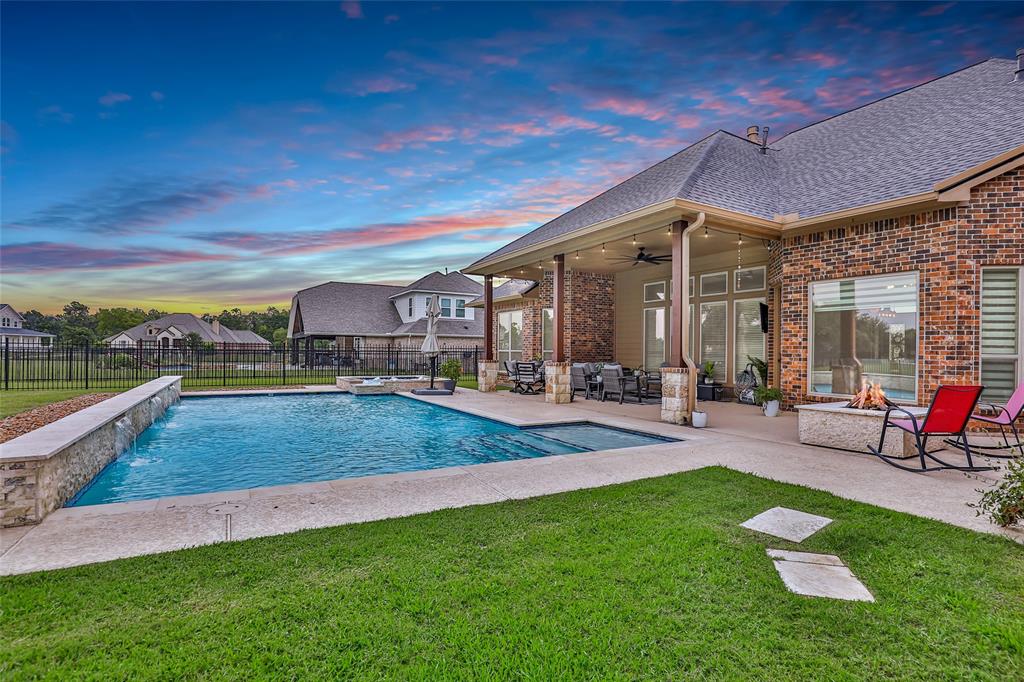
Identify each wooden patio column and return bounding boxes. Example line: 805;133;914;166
669;220;689;367
553;254;565;362
483;274;494;360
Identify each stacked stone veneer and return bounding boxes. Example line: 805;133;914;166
336;376;432;394
544;362;572;404
477;361;499;392
660;367;691;424
491;270;616;363
0;377;181;527
771;168;1023;408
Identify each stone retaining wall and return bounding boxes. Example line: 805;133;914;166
0;376;182;527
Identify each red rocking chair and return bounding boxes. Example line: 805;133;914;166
944;383;1024;459
868;385;993;472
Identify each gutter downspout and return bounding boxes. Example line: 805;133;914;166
680;212;705;416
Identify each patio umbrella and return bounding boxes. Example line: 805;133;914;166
421;294;441;389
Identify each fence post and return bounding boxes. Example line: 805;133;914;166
3;337;8;390
84;343;90;389
222;344;227;386
281;342;287;385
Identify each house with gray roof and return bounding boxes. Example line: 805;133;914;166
287;271;485;351
0;304;55;346
465;51;1024;419
104;313;270;348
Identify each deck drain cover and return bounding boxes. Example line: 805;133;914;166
207;503;246;515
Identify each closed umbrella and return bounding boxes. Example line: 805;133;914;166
421;294;441;389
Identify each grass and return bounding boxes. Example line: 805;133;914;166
0;389;111;418
2;468;1021;679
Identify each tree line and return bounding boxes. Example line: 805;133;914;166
20;302;290;345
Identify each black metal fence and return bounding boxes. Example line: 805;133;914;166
0;339;480;391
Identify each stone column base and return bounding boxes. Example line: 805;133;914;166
660;367;691;425
477;360;499;392
545;361;572;404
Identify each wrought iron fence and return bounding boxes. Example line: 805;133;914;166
0;339;480;390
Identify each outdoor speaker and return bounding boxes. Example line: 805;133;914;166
759;303;769;333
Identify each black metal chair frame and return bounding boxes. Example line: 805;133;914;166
867;387;993;473
943;399;1024;459
514;362;545;395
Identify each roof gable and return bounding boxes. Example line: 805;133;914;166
389;271;483;298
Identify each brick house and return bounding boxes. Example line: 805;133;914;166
464;52;1024;422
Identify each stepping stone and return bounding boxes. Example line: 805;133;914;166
740;506;832;542
768;549;874;602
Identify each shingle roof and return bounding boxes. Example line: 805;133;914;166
103;313;268;345
388;271;483;299
390;317;485;337
291;282;405;336
470;57;1024;268
0;327;54;337
467;279;539;307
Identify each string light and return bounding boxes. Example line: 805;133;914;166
575;250;580;260
537;260;543;269
601;243;606;253
703;225;709;238
631;234;637;246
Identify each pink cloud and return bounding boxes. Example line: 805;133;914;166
99;91;132;107
340;1;363;19
919;2;954;16
792;51;844;69
351;76;416;96
736;86;814;117
480;54;519;67
375;125;457;152
674;113;701;129
1;242;231;273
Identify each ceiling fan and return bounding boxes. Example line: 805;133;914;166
605;246;671;266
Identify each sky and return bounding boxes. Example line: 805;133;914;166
2;1;1022;314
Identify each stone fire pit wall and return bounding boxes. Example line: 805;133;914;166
795;401;941;458
0;376;182;527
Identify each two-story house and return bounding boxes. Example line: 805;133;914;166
0;304;56;346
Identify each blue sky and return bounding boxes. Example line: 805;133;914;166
2;1;1022;313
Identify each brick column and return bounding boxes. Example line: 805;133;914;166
477;360;499;392
544;361;571;404
660;367;691;425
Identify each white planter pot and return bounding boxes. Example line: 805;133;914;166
691;411;708;428
763;400;780;418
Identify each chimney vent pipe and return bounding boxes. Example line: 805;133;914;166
746;125;760;144
1016;47;1024;82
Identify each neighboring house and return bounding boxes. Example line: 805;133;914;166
104;313;271;348
0;304;55;346
465;52;1024;414
287;271;485;349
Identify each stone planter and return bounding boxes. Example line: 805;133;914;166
795;402;941;458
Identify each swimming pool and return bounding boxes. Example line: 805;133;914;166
69;394;676;506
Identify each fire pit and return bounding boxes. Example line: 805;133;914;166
796;383;939;458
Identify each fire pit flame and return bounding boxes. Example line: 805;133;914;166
846;380;896;410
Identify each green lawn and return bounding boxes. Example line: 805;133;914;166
2;468;1021;679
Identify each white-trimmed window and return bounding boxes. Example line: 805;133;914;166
497;310;523;363
643;307;666;369
644;281;666;303
981;267;1023;402
735;266;766;293
440;298;452;317
810;273;918;400
455;299;466;318
541;308;554;360
689;276;695;299
735;298;766;378
699;301;727;376
700;271;728;297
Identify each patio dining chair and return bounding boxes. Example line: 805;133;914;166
867;384;993;472
944;382;1024;458
600;365;643;404
570;364;592;401
504;360;519;392
515;362;545;395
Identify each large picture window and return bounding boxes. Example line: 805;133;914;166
735;298;765;378
699;301;727;377
541;308;554;360
497;310;523;363
981;268;1022;402
810;273;918;400
643;307;666;369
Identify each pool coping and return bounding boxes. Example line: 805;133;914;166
58;388;692;516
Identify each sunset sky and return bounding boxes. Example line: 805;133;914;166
2;1;1022;314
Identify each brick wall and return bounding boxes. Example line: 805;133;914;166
774;167;1023;407
487;270;616;363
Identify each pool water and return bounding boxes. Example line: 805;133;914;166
69;394;676;506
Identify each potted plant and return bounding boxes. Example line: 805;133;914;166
691;409;708;428
754;385;783;417
438;358;462;392
701;360;716;384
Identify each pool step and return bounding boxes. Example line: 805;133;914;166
459;431;578;462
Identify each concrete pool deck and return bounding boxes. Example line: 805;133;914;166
1;387;1019;574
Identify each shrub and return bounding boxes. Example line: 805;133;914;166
438;358;463;382
747;355;769;386
98;353;135;370
970;457;1024;527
